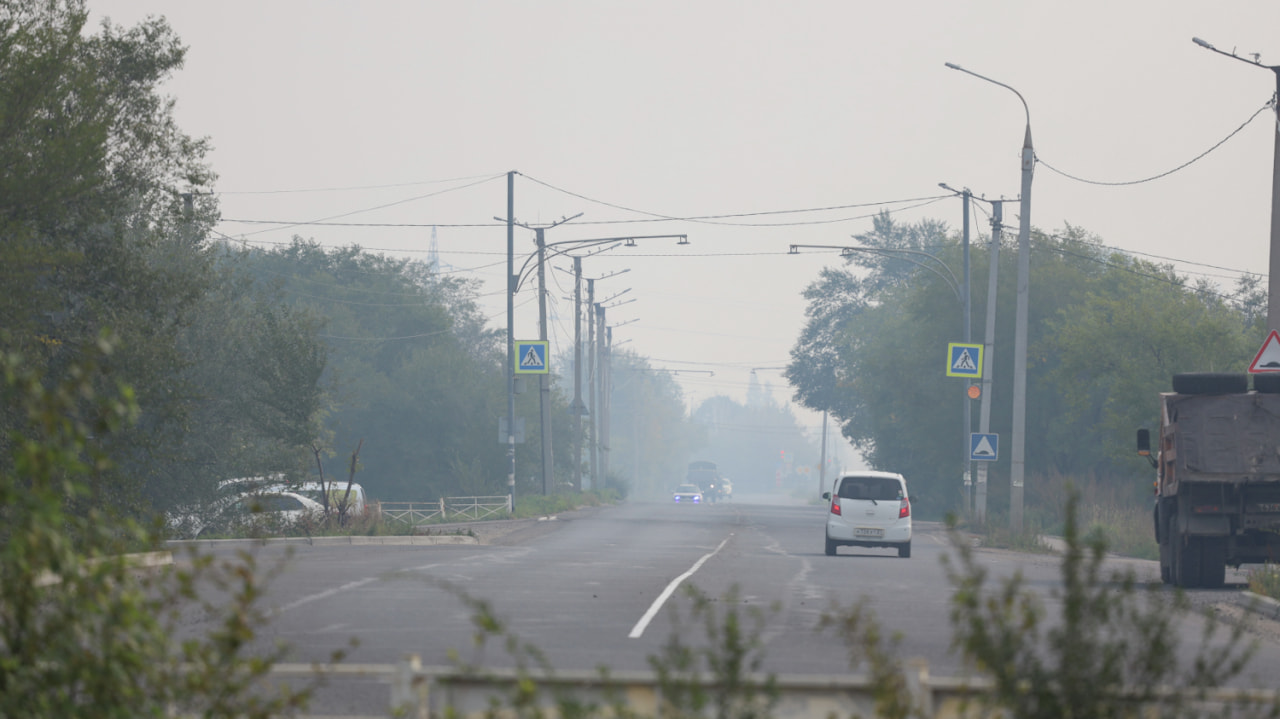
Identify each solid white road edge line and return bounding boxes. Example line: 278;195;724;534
627;536;731;639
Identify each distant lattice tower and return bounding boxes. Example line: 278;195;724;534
427;226;441;270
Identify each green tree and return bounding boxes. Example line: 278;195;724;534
240;239;549;501
787;213;1262;517
0;0;227;517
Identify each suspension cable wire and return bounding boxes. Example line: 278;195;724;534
1036;98;1274;186
216;172;507;195
519;173;952;226
230;172;509;237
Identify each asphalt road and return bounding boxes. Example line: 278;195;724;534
179;495;1280;716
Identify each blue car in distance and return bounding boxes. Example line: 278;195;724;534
672;484;704;504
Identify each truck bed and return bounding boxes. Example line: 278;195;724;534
1167;392;1280;478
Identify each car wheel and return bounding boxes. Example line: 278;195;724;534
897;541;911;559
825;534;837;556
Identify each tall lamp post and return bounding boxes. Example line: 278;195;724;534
1192;37;1280;331
945;62;1034;530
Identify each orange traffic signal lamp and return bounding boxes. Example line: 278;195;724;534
966;385;981;400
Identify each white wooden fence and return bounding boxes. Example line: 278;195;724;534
376;495;511;527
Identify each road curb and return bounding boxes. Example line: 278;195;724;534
168;534;479;549
1241;591;1280;621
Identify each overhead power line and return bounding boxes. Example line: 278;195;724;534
216;172;508;195
1036;98;1274;186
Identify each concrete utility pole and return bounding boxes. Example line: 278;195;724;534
505;172;516;507
534;228;553;495
571;257;585;491
587;281;597;491
961;189;972;514
976;200;1002;523
946;62;1034;531
514;215;582;495
940;182;975;516
1193;37;1280;331
600;314;610;485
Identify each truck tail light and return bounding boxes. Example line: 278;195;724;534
899;498;911;519
830;499;842;516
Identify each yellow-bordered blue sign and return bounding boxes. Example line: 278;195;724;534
946;342;983;378
515;340;549;374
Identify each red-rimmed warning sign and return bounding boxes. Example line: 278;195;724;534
1248;330;1280;373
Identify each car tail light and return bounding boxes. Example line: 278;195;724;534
830;499;842;516
899;498;910;519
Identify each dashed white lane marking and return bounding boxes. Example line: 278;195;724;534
277;577;378;614
628;536;731;639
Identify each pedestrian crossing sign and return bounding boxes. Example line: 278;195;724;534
515;340;550;374
946;342;983;378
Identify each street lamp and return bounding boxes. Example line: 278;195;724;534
1192;36;1280;331
945;61;1034;531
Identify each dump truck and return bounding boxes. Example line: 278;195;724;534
686;461;725;503
1137;371;1280;588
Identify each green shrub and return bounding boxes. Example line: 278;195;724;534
1248;563;1280;601
0;341;344;717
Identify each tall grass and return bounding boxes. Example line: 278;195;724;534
969;470;1158;559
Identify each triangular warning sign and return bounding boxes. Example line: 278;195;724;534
972;436;996;457
521;345;544;368
1249;330;1280;373
953;349;977;372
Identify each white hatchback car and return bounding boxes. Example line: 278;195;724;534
823;471;912;558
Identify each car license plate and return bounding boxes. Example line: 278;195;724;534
854;527;884;538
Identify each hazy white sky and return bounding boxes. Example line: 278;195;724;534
90;1;1280;457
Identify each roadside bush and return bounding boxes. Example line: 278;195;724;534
0;340;342;717
1248;564;1280;601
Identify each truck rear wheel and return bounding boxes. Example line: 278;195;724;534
1173;535;1202;588
1172;372;1248;395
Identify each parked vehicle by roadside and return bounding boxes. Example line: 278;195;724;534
1138;371;1280;588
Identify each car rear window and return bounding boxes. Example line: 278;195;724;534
837;477;903;501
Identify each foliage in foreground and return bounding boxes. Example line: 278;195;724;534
433;495;1278;719
939;493;1272;719
0;342;344;717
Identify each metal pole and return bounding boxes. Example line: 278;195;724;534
962;190;972;516
587;283;597;491
572;257;584;491
945;62;1033;532
535;228;553;495
1270;69;1280;331
1191;39;1280;331
819;409;828;497
1011;124;1034;531
505;172;516;508
975;200;1001;524
601;318;611;486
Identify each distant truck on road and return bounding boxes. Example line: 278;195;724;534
686;461;727;503
1138;372;1280;588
